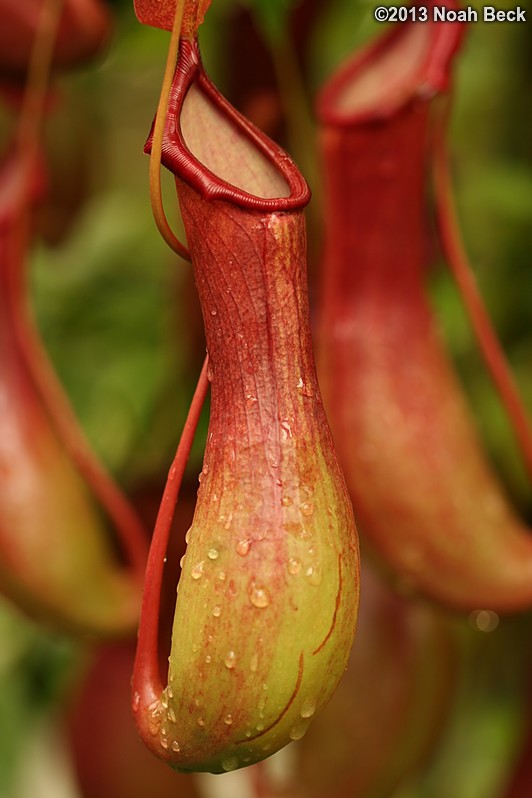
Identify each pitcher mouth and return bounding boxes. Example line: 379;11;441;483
316;0;465;126
145;37;310;211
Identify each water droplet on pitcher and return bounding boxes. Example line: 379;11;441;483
160;737;169;749
249;582;271;608
236;539;251;556
179;555;186;568
224;513;233;530
213;605;222;617
132;691;140;712
197;717;205;728
289;719;311;740
191;561;205;580
221;756;239;772
207;548;219;560
246;394;258;409
281;496;293;507
171;740;181;752
168;707;177;723
300;501;314;517
224;651;237;669
218;570;227;581
288;557;301;575
306;565;322;586
205;655;212;664
249;652;259;672
224;714;233;726
211;308;217;316
300;699;316;718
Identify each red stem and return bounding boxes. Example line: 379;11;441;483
12;300;149;576
4;0;148;578
433;102;532;483
133;355;209;705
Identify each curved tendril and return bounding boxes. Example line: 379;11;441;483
149;0;191;261
14;0;63;199
433;99;532;484
13;314;149;576
133;355;210;703
8;0;148;577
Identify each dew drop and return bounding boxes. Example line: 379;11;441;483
179;555;186;568
281;496;293;507
289;719;311;741
160;737;169;749
300;501;314;517
171;740;181;752
218;570;227;581
205;655;212;664
191;561;205;580
288;557;302;575
132;691;140;712
224;513;234;531
213;605;222;617
221;756;239;772
236;539;251;556
248;582;271;608
224;714;233;726
207;548;219;560
300;699;316;718
211;308;217;316
224;651;237;669
161;691;169;709
246;394;258;408
197;717;205;728
167;686;173;699
185;529;191;544
306;565;322;586
168;707;177;723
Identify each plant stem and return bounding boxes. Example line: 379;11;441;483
149;0;191;261
433;101;532;484
133;355;209;704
